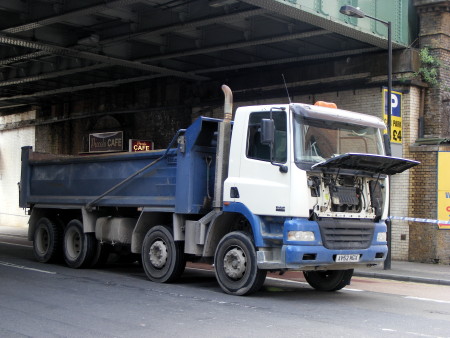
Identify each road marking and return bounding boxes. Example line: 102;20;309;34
406;332;443;337
0;234;27;238
266;276;363;291
342;287;364;292
267;277;364;292
187;267;212;272
0;240;32;248
0;260;56;274
382;328;438;338
267;276;309;286
404;296;450;304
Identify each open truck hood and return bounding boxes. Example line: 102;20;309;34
311;153;420;175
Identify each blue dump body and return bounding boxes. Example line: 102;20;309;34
20;117;220;215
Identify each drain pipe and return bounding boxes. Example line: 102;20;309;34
213;85;233;210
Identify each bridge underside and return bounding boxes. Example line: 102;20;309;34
0;0;417;113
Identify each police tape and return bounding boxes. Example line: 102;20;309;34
389;216;450;225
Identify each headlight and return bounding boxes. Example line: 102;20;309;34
377;232;387;242
288;231;315;241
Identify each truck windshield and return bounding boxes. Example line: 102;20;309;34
293;114;384;164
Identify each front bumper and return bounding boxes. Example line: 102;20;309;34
257;244;387;270
257;217;388;270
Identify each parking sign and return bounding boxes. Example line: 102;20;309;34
382;88;403;144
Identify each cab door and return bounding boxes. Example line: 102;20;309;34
232;109;291;216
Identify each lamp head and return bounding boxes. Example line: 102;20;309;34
339;5;365;18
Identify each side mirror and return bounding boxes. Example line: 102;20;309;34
383;133;392;156
260;118;288;173
260;119;274;145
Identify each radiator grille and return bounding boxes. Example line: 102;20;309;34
318;218;375;250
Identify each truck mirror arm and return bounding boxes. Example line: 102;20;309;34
273;162;288;173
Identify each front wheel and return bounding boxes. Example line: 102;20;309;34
141;226;185;283
214;231;267;296
303;269;354;291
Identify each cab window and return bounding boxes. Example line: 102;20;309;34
246;111;287;163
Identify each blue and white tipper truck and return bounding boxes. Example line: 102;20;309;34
19;85;418;295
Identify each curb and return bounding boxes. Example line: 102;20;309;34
354;271;450;286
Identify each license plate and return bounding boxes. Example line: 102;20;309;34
335;254;360;263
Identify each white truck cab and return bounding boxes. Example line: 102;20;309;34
220;102;417;292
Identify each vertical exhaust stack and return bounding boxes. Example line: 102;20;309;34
222;84;233;122
213;85;233;210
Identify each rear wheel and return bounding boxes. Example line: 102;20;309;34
303;269;354;291
33;217;62;263
214;231;267;296
63;219;96;268
141;226;185;283
90;242;110;268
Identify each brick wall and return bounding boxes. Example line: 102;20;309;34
437;229;450;264
408;147;438;262
416;4;450;137
410;0;450;264
408;144;450;264
391;86;422;260
35;81;192;154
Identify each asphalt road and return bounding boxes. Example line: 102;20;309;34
1;234;450;338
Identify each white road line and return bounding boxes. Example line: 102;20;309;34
0;261;56;274
404;296;450;304
342;287;364;292
0;240;32;248
266;276;309;286
267;276;364;291
0;234;27;238
186;267;212;272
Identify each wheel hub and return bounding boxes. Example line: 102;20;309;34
223;247;246;280
149;240;168;269
36;228;49;254
66;228;81;259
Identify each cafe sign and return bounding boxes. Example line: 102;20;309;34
129;139;154;152
89;131;123;153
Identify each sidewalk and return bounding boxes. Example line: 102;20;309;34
0;225;29;238
354;260;450;286
1;225;450;286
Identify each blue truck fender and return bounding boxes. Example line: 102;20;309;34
202;203;263;257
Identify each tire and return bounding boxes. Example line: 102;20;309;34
141;226;186;283
63;219;97;269
33;217;62;263
303;269;354;291
214;231;267;296
89;242;110;268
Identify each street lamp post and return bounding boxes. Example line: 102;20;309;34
339;5;393;270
